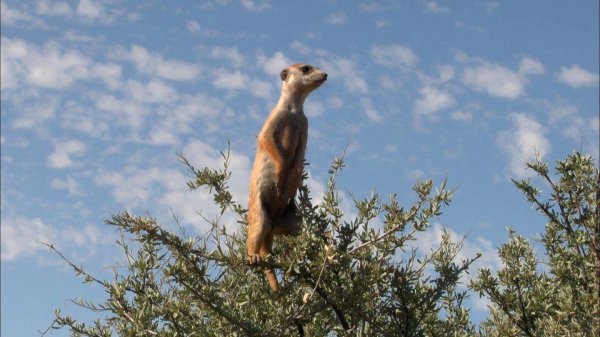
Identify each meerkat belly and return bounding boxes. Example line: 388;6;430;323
279;123;298;158
252;152;278;197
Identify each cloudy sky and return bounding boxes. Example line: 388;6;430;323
1;1;598;335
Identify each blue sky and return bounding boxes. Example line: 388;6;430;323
1;1;598;335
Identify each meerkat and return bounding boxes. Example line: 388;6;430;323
247;63;327;291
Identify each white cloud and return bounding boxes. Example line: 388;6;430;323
95;141;252;232
1;217;55;261
460;55;545;99
50;175;83;196
60;100;110;137
546;104;592;143
90;62;122;89
384;144;398;153
94;93;146;130
371;43;418;70
96;166;167;208
12;94;60;129
590;117;599;134
497;113;551;178
561;116;587;142
182;140;252;207
557;64;599;88
6;0;119;25
113;45;201;81
240;0;271;12
211;46;246;68
305;99;325;118
1;1;44;26
416;224;501;271
472;294;493;312
361;97;383;122
36;0;73;16
462;62;524;99
451;110;473;122
455;20;484;33
186;20;220;37
404;168;426;182
289;40;311;55
94;80;230;145
170;92;230;125
1;37;121;90
547;104;598;150
48;139;87;168
212;68;274;99
0;37;27;90
486;1;500;14
257;51;291;77
359;3;383;12
417;64;455;85
28;46;90;88
327;96;345;110
248;79;274;99
148;92;232;145
304;170;327;204
423;1;450;13
64;29;104;43
324;11;348;25
147;129;179;146
317;54;369;94
379;75;402;91
414;86;455;118
212;69;251;90
63;224;106;247
437;64;455;82
1;216;114;261
186;20;201;33
1;38;87;89
548;104;577;125
518;56;545;75
414;223;502;286
76;0;104;20
126;79;178;104
374;19;391;28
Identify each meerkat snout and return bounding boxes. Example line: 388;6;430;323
316;71;328;83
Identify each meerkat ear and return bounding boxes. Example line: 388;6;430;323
280;69;289;81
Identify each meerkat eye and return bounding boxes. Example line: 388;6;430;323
300;65;311;74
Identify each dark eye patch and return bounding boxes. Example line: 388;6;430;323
300;65;311;73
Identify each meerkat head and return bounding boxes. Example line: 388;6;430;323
279;64;327;96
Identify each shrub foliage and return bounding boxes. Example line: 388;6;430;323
47;150;599;337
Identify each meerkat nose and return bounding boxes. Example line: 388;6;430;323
323;73;328;80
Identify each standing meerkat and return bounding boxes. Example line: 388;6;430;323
247;63;327;291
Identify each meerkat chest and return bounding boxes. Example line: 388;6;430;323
279;113;306;150
260;112;306;149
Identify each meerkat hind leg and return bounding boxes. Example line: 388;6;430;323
272;202;301;236
258;230;281;291
247;200;272;264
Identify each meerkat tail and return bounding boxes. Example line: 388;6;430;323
265;268;280;292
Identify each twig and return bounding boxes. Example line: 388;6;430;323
349;208;420;254
39;318;59;337
279;244;333;336
41;242;106;287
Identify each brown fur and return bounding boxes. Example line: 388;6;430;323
247;64;327;291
